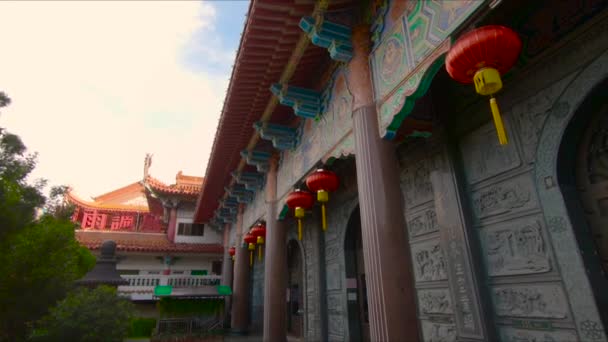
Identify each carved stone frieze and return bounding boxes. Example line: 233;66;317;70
471;174;538;220
418;288;453;315
421;320;457;342
492;284;568;319
500;327;578;342
411;239;448;282
460;121;521;184
481;217;551;277
407;207;438;238
327;293;342;314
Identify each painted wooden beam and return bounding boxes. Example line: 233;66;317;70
300;15;352;62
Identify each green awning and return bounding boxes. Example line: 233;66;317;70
153;285;232;298
154;285;173;296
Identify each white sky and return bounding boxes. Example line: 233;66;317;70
0;1;240;199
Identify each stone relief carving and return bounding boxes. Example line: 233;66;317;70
421;320;457;342
546;216;567;233
326;263;341;290
327;293;342;314
581;320;606;341
482;218;551;276
500;327;579;342
471;174;538;220
511;74;575;164
460;121;521;184
328;314;344;338
401;157;438;208
412;240;448;282
492;284;568;319
407;207;438;238
418;288;453;315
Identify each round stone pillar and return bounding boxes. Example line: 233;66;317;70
230;205;250;334
349;25;420;341
263;156;288;342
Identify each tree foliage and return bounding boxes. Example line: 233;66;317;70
31;286;134;342
0;92;95;341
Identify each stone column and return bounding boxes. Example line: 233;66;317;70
221;223;234;326
263;156;288;342
349;25;420;341
231;205;250;334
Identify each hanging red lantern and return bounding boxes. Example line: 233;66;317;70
286;189;314;241
243;233;257;266
445;25;522;145
306;169;339;232
228;246;236;262
250;222;266;261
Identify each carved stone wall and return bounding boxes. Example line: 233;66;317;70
452;15;608;341
249;258;264;333
398;141;457;342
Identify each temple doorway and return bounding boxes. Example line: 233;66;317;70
344;206;370;342
559;78;608;328
286;239;304;338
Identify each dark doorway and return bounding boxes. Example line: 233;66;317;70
344;206;370;342
558;78;608;329
287;239;304;338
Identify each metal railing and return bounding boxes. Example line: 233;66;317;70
120;274;221;287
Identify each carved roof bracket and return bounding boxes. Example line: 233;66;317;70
299;15;353;62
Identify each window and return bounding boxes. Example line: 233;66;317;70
177;223;204;236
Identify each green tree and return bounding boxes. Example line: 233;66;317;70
31;286;135;342
0;93;95;341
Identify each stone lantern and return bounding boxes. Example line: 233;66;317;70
76;240;128;288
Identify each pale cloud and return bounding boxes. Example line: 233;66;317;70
0;1;236;199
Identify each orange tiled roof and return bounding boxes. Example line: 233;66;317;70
67;191;149;213
76;230;223;254
145;172;203;197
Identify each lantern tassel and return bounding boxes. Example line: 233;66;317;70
321;204;327;232
298;219;303;241
250;251;253;266
490;97;508;145
258;245;263;261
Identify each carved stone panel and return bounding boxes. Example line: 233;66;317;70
418;288;453;315
327;293;342;314
481;217;552;277
326;263;341;290
421;320;457;342
460;121;521;184
401;157;438;208
471;173;539;221
328;314;344;338
406;206;438;238
492;284;569;319
500;327;579;342
411;239;448;282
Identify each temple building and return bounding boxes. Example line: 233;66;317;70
195;0;608;341
67;155;224;305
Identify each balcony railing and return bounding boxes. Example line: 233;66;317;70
118;274;221;300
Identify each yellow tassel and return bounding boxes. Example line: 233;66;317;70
490;97;508;145
258;245;263;261
321;204;327;232
298;219;303;241
250;251;253;266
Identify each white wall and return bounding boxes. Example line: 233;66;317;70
116;254;221;274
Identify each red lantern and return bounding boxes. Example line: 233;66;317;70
306;169;339;232
286;189;314;241
250;222;267;261
244;233;257;266
446;25;522;145
229;246;236;261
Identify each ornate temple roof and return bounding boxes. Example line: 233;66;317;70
76;230;223;254
144;171;203;197
66;186;149;213
195;0;353;222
